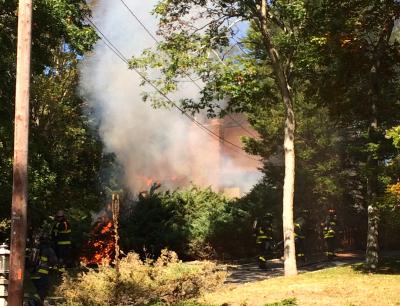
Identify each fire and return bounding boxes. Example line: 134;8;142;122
80;220;115;266
136;174;185;190
145;178;153;187
101;221;113;234
135;174;157;189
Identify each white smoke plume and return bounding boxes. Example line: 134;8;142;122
80;0;262;195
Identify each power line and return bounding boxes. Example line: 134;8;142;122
119;0;159;43
86;18;129;63
117;0;258;138
85;18;260;162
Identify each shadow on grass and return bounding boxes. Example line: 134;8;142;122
352;257;400;274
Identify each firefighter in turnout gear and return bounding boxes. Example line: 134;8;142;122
323;209;337;259
254;213;274;269
51;210;72;270
29;234;58;305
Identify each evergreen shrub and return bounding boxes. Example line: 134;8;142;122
120;184;280;260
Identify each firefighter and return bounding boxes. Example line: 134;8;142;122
29;234;58;305
323;209;337;259
51;210;72;270
254;213;274;269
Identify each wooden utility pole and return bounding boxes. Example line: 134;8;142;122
9;0;32;304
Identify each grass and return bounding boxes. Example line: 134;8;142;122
198;261;400;306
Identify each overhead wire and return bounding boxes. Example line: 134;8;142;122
117;0;258;139
85;17;260;162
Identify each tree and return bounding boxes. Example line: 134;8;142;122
304;0;400;269
131;0;322;276
0;0;100;227
28;46;104;226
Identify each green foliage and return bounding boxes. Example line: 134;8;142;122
57;250;226;306
121;186;233;259
299;0;400;220
120;184;281;260
264;298;297;306
23;47;104;229
148;302;213;306
305;1;400;263
131;0;375;255
386;126;400;149
0;0;99;227
0;218;10;242
131;0;312;117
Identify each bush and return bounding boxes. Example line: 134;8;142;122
210;182;282;258
121;186;234;259
120;184;281;260
56;249;226;306
264;298;297;306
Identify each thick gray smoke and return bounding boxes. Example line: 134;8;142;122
80;0;262;195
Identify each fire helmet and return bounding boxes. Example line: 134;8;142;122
264;213;273;221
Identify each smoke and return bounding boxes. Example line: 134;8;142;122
80;0;262;195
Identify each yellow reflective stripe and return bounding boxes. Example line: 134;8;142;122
258;256;266;262
30;276;41;280
59;230;71;233
38;268;49;274
57;241;71;245
40;256;48;262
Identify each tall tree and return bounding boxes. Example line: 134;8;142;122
131;0;323;275
28;46;104;225
304;0;400;269
0;0;100;225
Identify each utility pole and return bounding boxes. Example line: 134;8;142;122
8;0;32;304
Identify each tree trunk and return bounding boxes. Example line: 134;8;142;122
364;15;395;269
365;137;380;271
365;205;379;270
259;0;297;276
364;56;381;270
282;101;297;276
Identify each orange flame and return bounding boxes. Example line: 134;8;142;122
101;221;113;234
80;221;115;265
136;175;157;189
145;178;153;187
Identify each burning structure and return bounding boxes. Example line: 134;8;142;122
189;114;262;197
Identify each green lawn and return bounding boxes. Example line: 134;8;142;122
198;260;400;306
